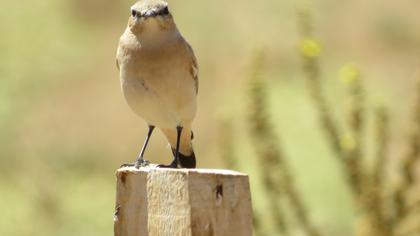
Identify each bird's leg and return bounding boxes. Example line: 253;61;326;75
172;126;183;168
121;125;155;168
158;126;183;168
135;125;155;168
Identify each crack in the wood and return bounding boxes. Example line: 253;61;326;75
216;184;223;198
120;172;127;184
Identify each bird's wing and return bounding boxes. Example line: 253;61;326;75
186;43;199;94
116;44;123;71
116;58;120;71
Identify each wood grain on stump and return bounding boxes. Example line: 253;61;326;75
114;166;253;236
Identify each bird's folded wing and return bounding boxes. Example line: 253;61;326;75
186;43;199;94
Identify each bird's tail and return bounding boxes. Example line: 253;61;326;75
171;148;196;168
161;127;196;168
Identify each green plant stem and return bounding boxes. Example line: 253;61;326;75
248;51;322;236
393;78;420;225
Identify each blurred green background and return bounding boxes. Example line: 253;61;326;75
1;0;420;235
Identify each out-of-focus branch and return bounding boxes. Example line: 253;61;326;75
340;66;393;236
297;8;342;157
248;50;322;236
341;64;366;197
372;107;389;205
360;107;393;236
248;51;289;235
393;78;420;224
297;8;364;198
301;47;342;156
371;107;391;226
296;8;396;236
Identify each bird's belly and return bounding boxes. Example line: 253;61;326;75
121;74;196;129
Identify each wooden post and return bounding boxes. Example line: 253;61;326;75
114;166;253;236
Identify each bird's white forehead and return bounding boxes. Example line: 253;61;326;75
131;0;168;13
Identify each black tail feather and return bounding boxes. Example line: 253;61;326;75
171;149;196;168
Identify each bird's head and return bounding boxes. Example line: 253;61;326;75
128;0;176;35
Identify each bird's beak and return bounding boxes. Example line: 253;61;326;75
143;11;158;19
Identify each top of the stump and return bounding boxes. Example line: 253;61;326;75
117;165;248;177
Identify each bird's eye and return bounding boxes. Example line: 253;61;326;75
131;10;137;17
162;7;169;15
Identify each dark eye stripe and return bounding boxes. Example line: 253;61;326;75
159;7;169;15
131;10;137;17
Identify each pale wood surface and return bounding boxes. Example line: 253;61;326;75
114;166;253;236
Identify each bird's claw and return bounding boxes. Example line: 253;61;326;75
157;160;178;169
120;160;150;169
136;160;150;168
120;163;135;168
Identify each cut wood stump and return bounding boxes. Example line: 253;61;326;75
114;166;253;236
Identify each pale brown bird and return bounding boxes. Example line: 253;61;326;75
116;0;198;168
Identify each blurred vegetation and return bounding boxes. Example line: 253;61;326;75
1;0;420;235
219;4;420;236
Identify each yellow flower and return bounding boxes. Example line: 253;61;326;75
299;39;321;58
340;64;360;84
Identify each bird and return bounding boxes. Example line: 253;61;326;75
116;0;198;169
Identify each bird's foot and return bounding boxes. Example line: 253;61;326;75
120;163;135;168
120;160;150;169
157;160;178;169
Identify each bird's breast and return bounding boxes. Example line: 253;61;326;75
118;42;197;128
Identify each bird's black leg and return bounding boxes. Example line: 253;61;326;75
158;126;183;168
134;125;155;168
171;126;183;168
121;125;155;168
